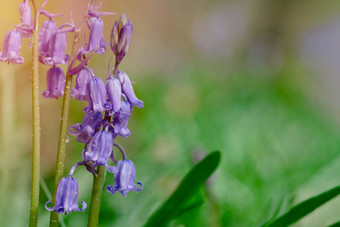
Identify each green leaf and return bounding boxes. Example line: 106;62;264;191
328;221;340;227
144;151;221;227
263;185;340;227
174;199;205;219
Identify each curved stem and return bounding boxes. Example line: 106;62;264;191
113;142;127;160
87;165;106;227
29;0;41;226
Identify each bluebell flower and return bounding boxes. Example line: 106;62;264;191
86;76;110;113
118;71;144;108
42;66;65;99
83;17;107;55
39;13;59;63
69;111;103;143
82;130;113;166
106;76;122;113
41;31;70;65
112;100;132;137
0;30;24;64
71;67;93;101
106;159;143;197
18;0;33;37
45;176;87;214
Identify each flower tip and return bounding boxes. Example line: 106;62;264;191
45;201;54;211
106;185;118;194
80;201;87;212
136;182;143;191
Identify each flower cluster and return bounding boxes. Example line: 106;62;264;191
0;0;143;216
45;4;143;215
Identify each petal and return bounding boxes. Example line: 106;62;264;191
45;201;54;211
106;185;119;194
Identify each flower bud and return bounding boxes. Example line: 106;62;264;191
116;21;132;63
110;21;119;55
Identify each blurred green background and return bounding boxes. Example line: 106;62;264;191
1;0;340;226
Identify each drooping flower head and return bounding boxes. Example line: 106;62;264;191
82;1;115;55
83;17;107;55
19;0;33;26
45;176;87;214
106;75;122;113
39;8;74;65
112;100;132;137
39;19;58;61
0;30;24;64
71;67;93;101
82;129;114;166
42;66;66;99
118;71;143;108
106;159;143;197
18;0;33;37
69;111;103;143
86;76;110;113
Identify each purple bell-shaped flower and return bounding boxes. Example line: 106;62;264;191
118;71;144;108
42;31;69;65
82;130;113;166
71;67;93;101
0;30;24;64
112;100;132;137
86;76;109;113
69;111;103;143
106;76;122;113
45;176;87;214
39;19;58;60
106;159;143;197
19;0;33;26
83;17;107;55
19;0;33;37
42;66;65;99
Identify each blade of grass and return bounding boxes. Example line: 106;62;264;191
144;151;221;227
263;185;340;227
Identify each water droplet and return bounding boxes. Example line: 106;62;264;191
65;134;70;143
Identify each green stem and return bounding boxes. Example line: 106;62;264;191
88;165;106;227
49;29;82;227
48;71;73;227
29;0;41;226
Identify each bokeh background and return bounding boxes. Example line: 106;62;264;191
1;0;340;226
